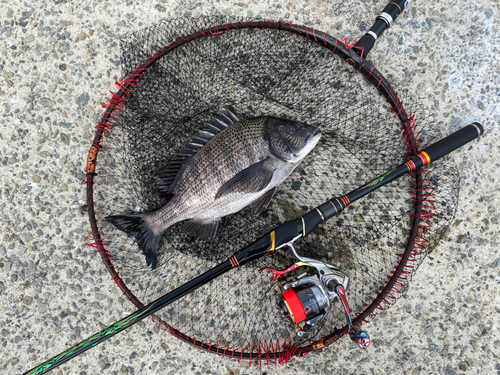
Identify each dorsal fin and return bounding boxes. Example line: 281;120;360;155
198;130;216;139
156;109;240;197
216;110;238;125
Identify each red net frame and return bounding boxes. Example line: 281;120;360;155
84;20;433;364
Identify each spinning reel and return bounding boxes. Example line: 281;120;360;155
260;236;371;348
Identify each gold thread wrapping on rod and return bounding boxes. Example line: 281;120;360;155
230;256;240;268
315;208;325;221
390;2;402;12
333;197;344;209
328;200;338;214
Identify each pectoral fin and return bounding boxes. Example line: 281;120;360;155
251;187;277;215
215;157;275;199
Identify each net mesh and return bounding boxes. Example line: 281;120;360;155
89;17;460;359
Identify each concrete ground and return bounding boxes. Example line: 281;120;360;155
0;0;498;374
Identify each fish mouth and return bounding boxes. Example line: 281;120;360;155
309;132;321;142
308;132;322;149
289;129;321;160
283;124;321;159
307;124;321;144
305;125;320;141
304;127;322;151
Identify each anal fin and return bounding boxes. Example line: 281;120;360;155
182;219;220;240
251;187;277;215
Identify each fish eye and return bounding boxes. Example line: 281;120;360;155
288;124;300;133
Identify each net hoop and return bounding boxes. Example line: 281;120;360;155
85;20;426;364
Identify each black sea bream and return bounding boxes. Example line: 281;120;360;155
106;111;321;268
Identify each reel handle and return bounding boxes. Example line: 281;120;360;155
328;281;371;349
349;330;371;349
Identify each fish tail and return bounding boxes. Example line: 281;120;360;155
105;213;161;269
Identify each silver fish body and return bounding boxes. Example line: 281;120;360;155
107;112;321;268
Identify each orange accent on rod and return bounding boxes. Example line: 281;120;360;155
419;151;431;165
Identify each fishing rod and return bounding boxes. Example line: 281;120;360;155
24;122;484;375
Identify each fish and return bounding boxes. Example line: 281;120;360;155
106;110;321;269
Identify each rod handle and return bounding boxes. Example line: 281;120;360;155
422;123;483;163
377;0;410;28
300;122;484;237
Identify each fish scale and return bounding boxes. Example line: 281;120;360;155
150;121;269;230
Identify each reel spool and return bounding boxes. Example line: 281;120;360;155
280;266;347;336
261;240;371;348
280;279;329;330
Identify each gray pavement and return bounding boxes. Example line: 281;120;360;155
1;0;499;374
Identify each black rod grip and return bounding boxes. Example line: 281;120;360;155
302;209;323;236
301;122;484;237
422;123;483;163
273;219;303;246
302;198;346;236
